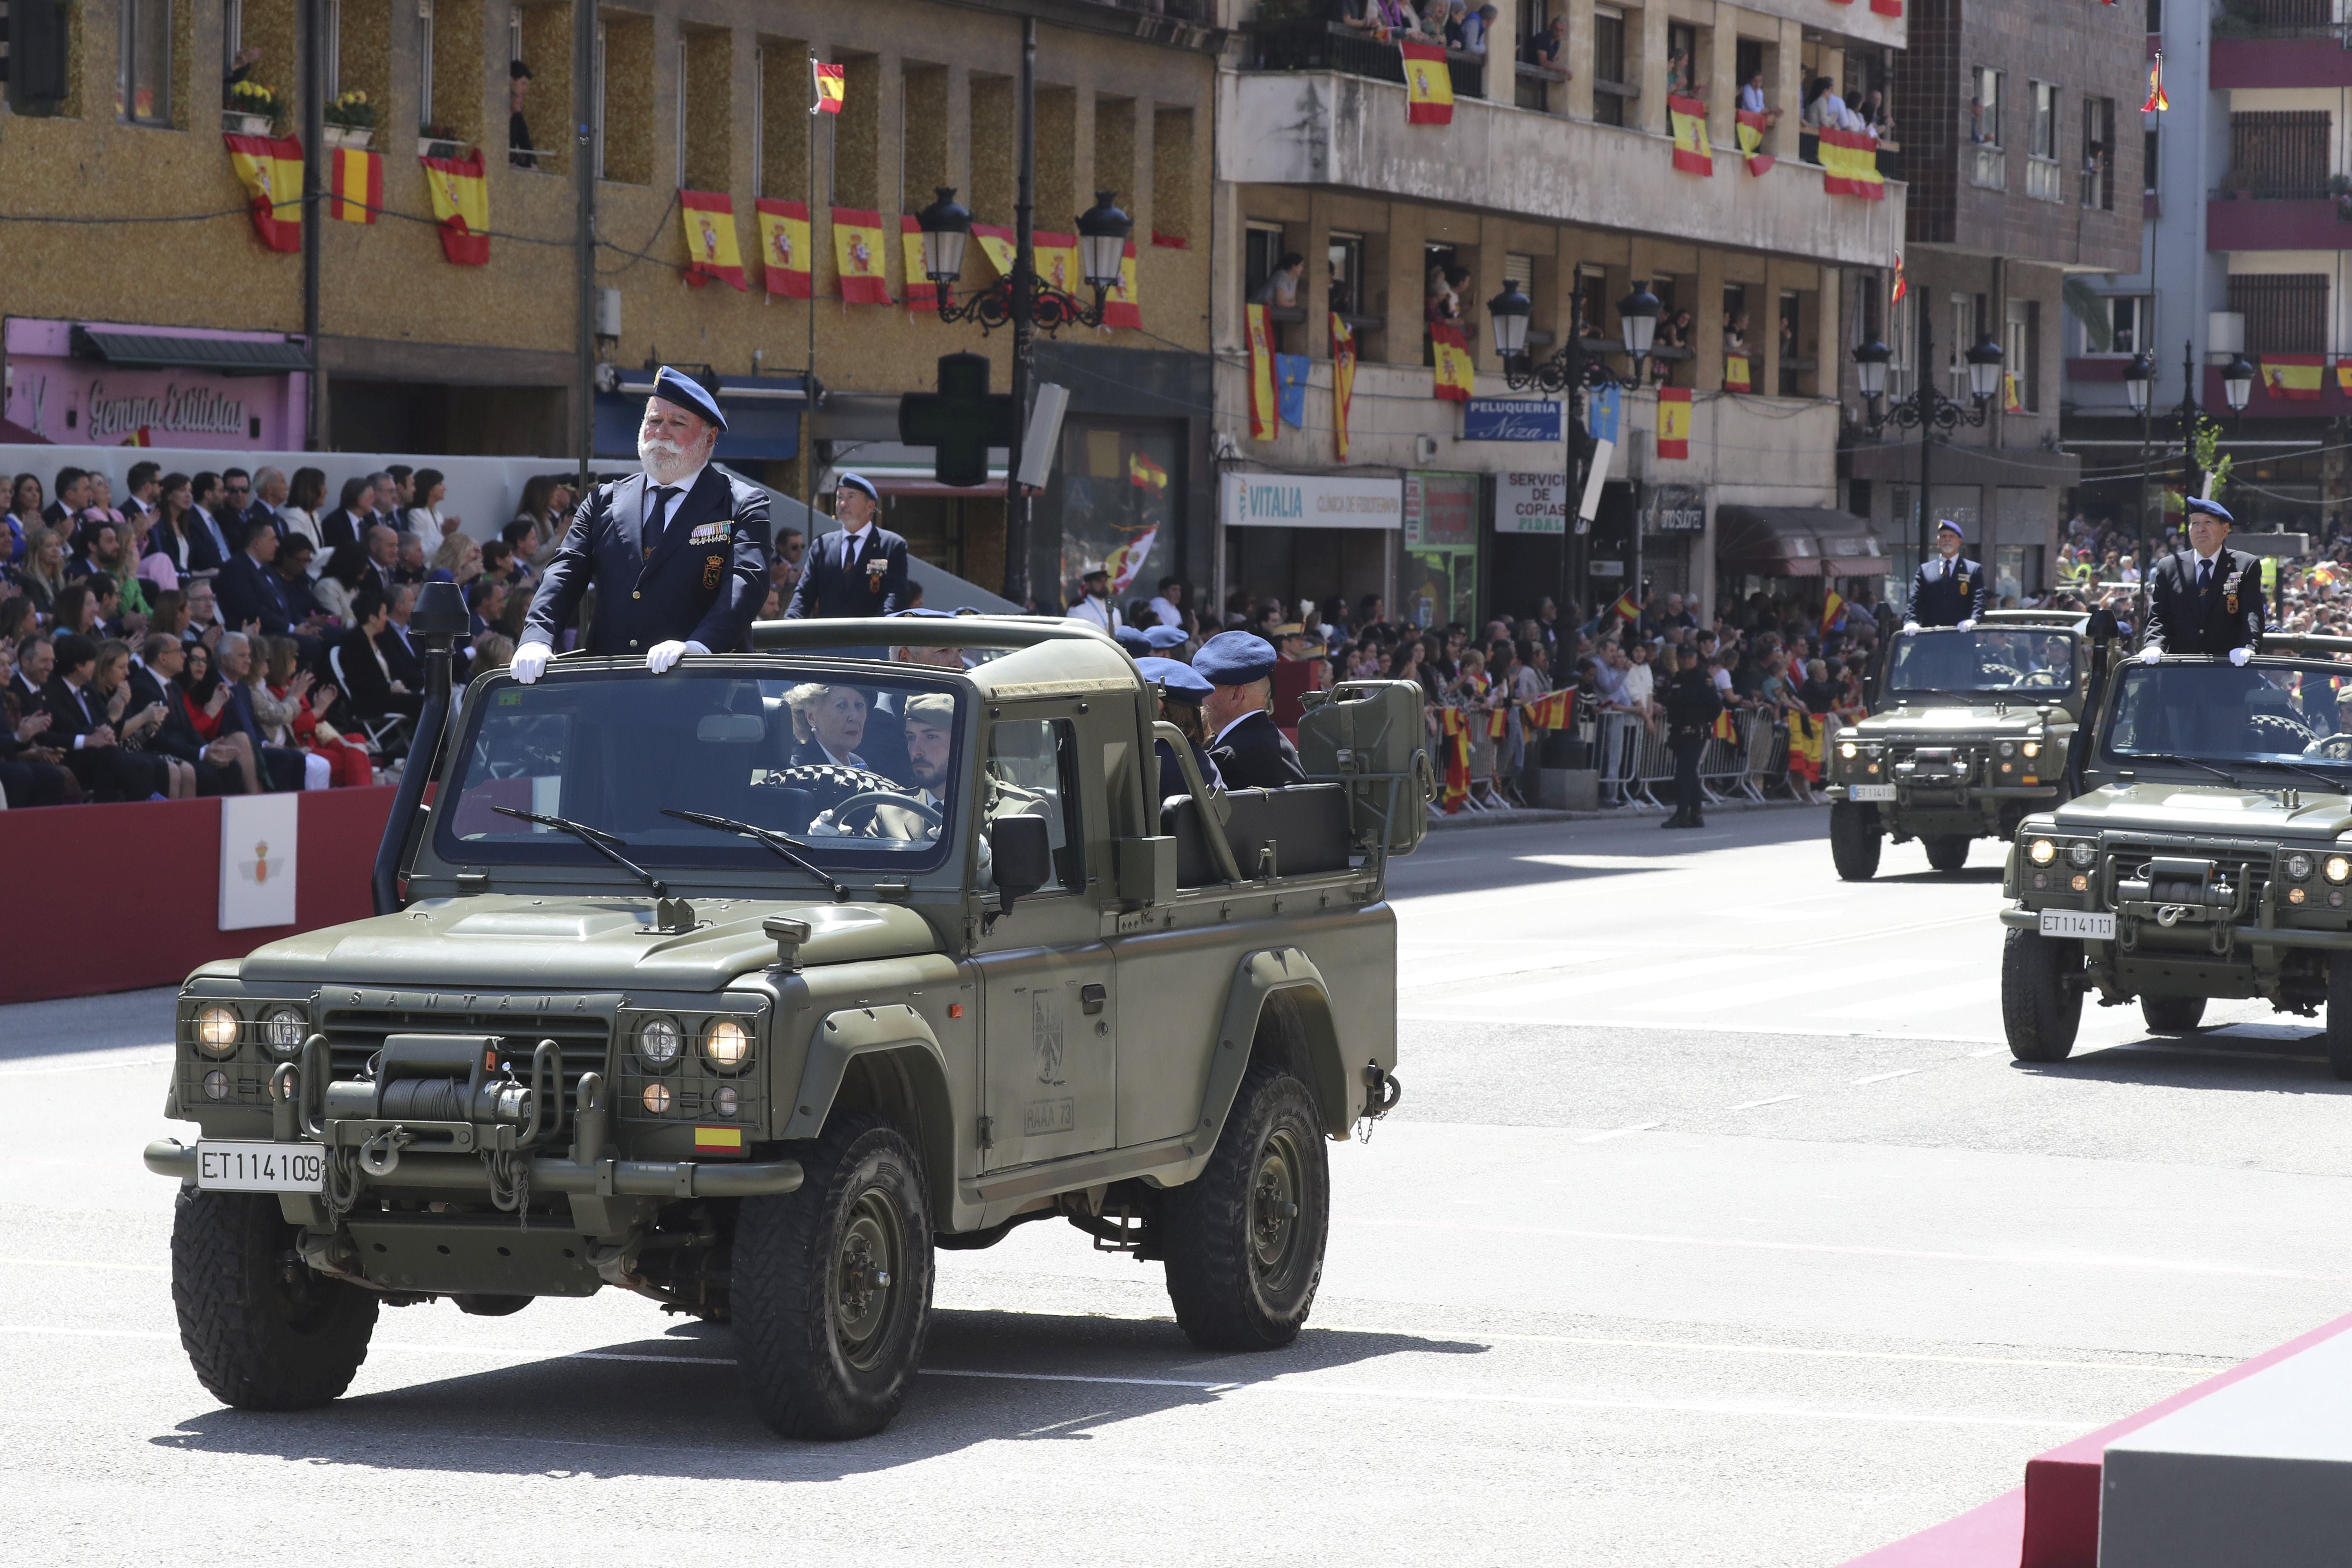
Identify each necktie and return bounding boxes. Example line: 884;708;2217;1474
2198;558;2213;595
644;487;678;554
842;529;861;570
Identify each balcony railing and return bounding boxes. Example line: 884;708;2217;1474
2026;156;2063;202
2213;0;2345;38
1969;145;2006;190
1075;0;1216;22
1241;21;1485;101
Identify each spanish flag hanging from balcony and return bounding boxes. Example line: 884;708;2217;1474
2261;354;2324;400
2143;51;2169;113
1102;241;1141;328
678;190;747;290
1735;109;1775;176
1669;96;1713;176
1430;322;1475;402
326;145;381;224
2002;371;2023;413
830;208;892;304
812;60;845;113
1401;41;1454;126
1890;253;1908;305
756;199;812;298
420;148;490;265
897;215;938;309
1245;303;1279;439
1819;128;1884;199
2335;360;2352;395
1656;386;1693;459
1331;313;1357;461
970;223;1017;279
223;133;303;253
1724;355;1752;394
1032;230;1081;300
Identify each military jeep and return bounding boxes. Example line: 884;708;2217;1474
1824;610;2097;879
146;598;1427;1439
2001;633;2352;1075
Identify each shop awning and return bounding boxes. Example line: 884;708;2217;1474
1714;505;1889;577
69;325;311;376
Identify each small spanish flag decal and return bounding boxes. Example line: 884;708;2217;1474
694;1126;744;1155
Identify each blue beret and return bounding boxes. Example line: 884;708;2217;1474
2185;496;2234;524
1144;625;1191;652
1138;656;1212;702
834;471;879;502
1195;630;1277;687
1935;518;1964;540
1114;625;1153;655
652;365;726;432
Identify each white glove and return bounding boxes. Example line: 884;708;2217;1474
1900;622;1920;637
2229;646;2252;667
645;639;709;674
2140;646;2162;664
509;641;551;684
1957;619;1976;633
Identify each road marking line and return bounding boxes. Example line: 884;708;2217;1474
0;1256;165;1273
0;1054;174;1078
1728;1095;1799;1111
1576;1122;1662;1144
1636;960;1950;1017
1395;1012;2005;1047
1850;1069;1923;1085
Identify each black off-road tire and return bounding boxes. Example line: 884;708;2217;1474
2003;928;2084;1063
1829;802;1882;882
2328;954;2352;1081
1161;1063;1330;1352
733;1114;933;1440
170;1187;378;1410
1924;834;1972;874
2141;995;2207;1036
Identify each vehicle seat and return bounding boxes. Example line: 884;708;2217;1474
1159;784;1352;885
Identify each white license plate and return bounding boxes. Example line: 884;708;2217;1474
196;1141;326;1193
1848;784;1896;802
2039;910;2116;940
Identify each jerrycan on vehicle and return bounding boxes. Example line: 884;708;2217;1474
1296;679;1435;855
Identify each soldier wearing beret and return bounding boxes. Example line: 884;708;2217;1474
1139;654;1224;801
512;366;771;682
2141;496;2264;665
1902;518;1988;634
1196;631;1307;790
784;472;910;619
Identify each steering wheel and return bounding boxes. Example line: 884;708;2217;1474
2306;733;2352;761
830;789;944;833
754;762;904;814
2017;669;2067;689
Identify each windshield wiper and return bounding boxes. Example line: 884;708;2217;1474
2239;758;2351;796
2125;752;2242;787
491;806;671;898
660;807;848;902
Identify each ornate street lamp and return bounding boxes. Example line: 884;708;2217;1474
1852;312;1998;570
2221;353;2255;414
916;184;1131;335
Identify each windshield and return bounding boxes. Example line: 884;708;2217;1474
2102;659;2352;772
433;668;966;874
1886;628;2077;695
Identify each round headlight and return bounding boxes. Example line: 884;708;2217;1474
2286;853;2315;882
259;1006;307;1058
641;1081;673;1115
1998;741;2017;758
2067;842;2097;868
195;1005;241;1057
2328;856;2352;885
637;1017;683;1069
2028;839;2057;866
2023;741;2042;758
202;1069;231;1101
1838;741;1859;760
704;1018;752;1071
713;1085;741;1119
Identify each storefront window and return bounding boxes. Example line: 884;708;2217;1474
1402;472;1481;630
1057;421;1179;611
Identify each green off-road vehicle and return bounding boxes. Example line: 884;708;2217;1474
146;591;1427;1438
2001;629;2352;1075
1824;610;2099;879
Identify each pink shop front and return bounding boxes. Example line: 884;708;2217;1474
3;317;309;449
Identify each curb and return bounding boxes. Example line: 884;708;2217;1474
1428;798;1829;832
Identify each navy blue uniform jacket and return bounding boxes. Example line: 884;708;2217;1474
784;525;911;619
523;467;772;655
2141;547;2265;656
1905;555;1989;627
1208;710;1307;791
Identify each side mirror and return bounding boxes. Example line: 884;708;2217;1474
988;814;1054;922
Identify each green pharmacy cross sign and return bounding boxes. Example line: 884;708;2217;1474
899;353;1020;490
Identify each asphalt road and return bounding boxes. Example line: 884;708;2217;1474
7;810;2352;1566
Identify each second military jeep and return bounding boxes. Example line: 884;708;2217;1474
2002;633;2352;1076
1824;610;2098;879
144;606;1427;1439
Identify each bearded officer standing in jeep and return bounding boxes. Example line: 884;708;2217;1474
510;367;772;683
2139;496;2264;664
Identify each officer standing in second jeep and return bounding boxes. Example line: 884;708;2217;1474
2140;496;2264;663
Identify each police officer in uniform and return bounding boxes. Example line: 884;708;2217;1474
1902;519;1988;633
512;367;771;681
1661;646;1722;830
2141;496;2264;662
1196;631;1307;790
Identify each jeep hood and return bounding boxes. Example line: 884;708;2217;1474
2052;783;2352;842
236;896;940;991
1855;703;2069;741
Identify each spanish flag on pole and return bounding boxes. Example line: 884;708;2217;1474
327;146;381;223
1890;253;1908;306
756;199;812;298
1656;386;1692;460
1245;303;1279;439
812;60;845;113
1331;313;1357;461
1611;589;1640;624
2262;354;2324;401
1128;452;1168;490
1819;128;1884;199
1669;95;1713;176
679;190;747;290
1430;322;1475;403
2143;51;2169;113
830;207;892;304
1401;41;1454;125
1734;109;1775;176
420;148;489;265
1521;689;1574;732
1820;588;1846;635
224;133;303;252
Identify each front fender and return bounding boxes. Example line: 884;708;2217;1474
1193;946;1354;1149
780;1004;949;1142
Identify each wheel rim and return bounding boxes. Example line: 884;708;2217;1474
1249;1128;1306;1288
833;1188;905;1371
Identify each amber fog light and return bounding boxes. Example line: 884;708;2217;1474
2070;875;2089;892
2290;886;2308;905
642;1082;673;1115
202;1070;230;1101
195;1005;240;1057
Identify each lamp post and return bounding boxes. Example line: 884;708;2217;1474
1851;313;2003;580
1486;279;1661;625
914;28;1133;609
2122;348;2155;618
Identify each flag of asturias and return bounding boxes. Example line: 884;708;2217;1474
2262;354;2324;401
756;199;812;298
1245;303;1279;440
678;190;746;290
1430;322;1475;402
420;148;490;265
327;146;381;224
830;207;892;305
1669;95;1713;176
1656;386;1693;459
224;133;304;252
1734;109;1775;176
1401;41;1454;125
813;61;846;113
